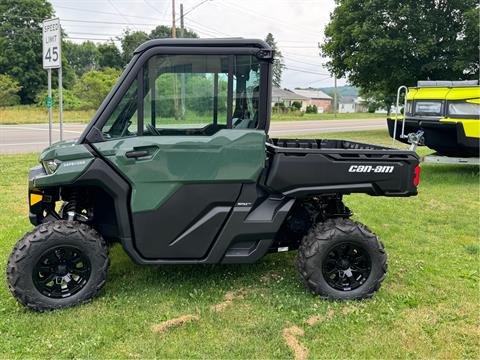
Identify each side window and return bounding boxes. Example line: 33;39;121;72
100;53;264;139
143;54;261;135
231;55;261;129
143;55;230;134
101;79;138;139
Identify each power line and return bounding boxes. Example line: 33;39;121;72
65;36;120;42
284;66;330;76
61;18;159;26
53;4;166;21
215;1;322;37
184;17;231;37
143;0;169;20
181;0;211;19
284;56;322;67
69;31;122;37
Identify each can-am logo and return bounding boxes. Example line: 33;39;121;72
348;165;394;173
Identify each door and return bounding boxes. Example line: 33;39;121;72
93;52;267;259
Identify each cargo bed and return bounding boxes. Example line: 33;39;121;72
265;138;420;197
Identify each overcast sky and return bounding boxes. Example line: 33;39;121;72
50;0;348;89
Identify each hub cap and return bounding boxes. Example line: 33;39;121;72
32;246;91;299
322;243;371;291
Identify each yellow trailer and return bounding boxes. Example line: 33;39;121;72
387;81;479;157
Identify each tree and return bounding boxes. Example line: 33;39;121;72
63;41;100;76
97;43;123;69
73;68;121;109
265;33;285;87
120;30;149;65
321;0;479;111
149;25;198;39
0;74;21;106
120;26;199;65
0;0;54;103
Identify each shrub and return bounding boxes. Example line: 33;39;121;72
291;101;302;110
35;88;90;111
272;102;287;114
73;68;121;109
306;104;318;114
0;74;22;106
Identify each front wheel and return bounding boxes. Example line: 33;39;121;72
297;218;387;300
7;221;109;311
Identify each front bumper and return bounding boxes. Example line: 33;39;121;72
28;166;59;225
387;118;479;156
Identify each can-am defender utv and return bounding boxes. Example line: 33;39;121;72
7;39;420;311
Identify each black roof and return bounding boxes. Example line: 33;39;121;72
134;38;271;54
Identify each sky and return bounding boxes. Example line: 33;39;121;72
50;0;348;89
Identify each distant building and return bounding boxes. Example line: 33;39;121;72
338;96;368;113
271;87;309;109
292;89;332;113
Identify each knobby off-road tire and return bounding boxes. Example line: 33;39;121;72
297;217;387;300
7;221;109;311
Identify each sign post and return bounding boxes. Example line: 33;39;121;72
42;18;62;145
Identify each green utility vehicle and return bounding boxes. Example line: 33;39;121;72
7;39;420;311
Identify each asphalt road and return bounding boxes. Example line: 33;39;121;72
0;118;386;154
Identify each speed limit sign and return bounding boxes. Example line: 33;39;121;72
42;18;61;69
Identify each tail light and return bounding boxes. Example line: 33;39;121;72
413;165;421;186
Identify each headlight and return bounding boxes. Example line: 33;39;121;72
42;159;61;174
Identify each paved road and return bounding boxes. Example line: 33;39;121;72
0;118;386;154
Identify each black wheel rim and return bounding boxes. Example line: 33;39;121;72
32;246;91;299
322;242;371;291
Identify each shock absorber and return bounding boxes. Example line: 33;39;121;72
63;190;79;221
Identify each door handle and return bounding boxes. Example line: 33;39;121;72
125;150;149;159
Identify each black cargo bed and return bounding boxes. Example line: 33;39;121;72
265;138;420;198
269;138;390;151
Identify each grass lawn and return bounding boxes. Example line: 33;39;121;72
271;112;385;121
0;105;95;125
0;130;478;358
0;105;383;125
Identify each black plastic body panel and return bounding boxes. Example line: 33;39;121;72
132;183;241;259
72;159;133;242
265;139;419;197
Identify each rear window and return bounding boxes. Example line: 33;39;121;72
414;101;443;116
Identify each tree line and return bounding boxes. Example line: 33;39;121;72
0;0;198;108
0;0;285;111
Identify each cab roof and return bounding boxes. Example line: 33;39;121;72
134;38;271;54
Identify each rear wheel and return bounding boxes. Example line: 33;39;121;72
7;221;108;311
297;218;387;300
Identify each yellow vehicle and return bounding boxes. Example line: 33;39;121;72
387;81;480;157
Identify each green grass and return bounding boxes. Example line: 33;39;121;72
0;105;383;125
271;112;385;121
0;105;95;125
0;130;478;359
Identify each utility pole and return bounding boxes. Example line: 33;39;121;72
171;0;176;38
172;0;179;119
180;3;186;119
333;75;337;118
180;3;185;37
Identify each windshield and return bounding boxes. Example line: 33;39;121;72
414;101;443;116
